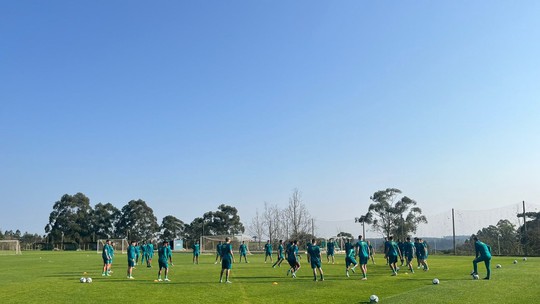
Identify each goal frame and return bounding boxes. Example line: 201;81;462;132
0;240;22;255
96;239;129;254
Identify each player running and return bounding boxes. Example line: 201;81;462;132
272;240;285;268
101;239;112;276
219;237;235;283
157;241;173;282
386;236;402;276
286;240;301;278
239;241;249;263
308;239;324;281
326;238;336;264
355;235;370;280
471;236;492;280
264;240;273;263
345;239;357;277
417;238;429;271
402;237;415;273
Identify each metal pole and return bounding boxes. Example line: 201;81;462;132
362;222;366;239
452;208;456;255
523;201;527;256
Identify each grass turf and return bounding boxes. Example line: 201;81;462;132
0;251;537;303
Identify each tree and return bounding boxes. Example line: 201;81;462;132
91;203;120;240
186;213;213;240
367;188;427;239
115;199;159;241
337;231;353;239
160;215;186;240
518;211;540;256
45;193;93;247
284;189;312;237
248;209;265;250
210;204;245;235
355;212;373;238
263;202;280;242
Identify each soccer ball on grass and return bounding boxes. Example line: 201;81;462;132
472;274;479;280
432;278;440;284
80;277;87;283
369;295;379;303
86;277;92;283
496;264;502;269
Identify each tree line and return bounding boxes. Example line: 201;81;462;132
43;192;244;249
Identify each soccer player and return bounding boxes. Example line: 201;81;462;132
239;241;248;263
219;237;235;283
398;239;405;266
272;240;285;268
355;235;370;280
345;239;357;277
386;236;402;276
383;237;390;265
367;240;375;264
403;237;415;273
108;241;115;273
417;238;429;271
308;239;324;281
471;236;492;280
414;238;422;268
264;240;273;263
214;241;223;264
146;242;154;267
140;241;147;266
101;239;112;276
127;240;137;279
134;241;140;266
286;240;300;278
326;238;336;264
192;240;200;264
157;241;173;282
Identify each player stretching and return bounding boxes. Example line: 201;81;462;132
264;240;273;263
403;237;415;273
272;240;285;268
286;240;301;278
386;236;402;276
308;239;324;281
471;236;492;280
345;239;357;277
214;241;223;264
239;241;249;263
192;240;200;264
127;240;137;279
219;237;235;283
355;235;370;280
157;241;173;282
326;238;336;264
101;239;112;276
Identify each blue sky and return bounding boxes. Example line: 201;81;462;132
1;1;540;236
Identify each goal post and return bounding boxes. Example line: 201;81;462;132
96;239;129;254
201;235;251;253
0;240;22;255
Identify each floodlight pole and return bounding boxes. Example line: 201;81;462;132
452;208;456;255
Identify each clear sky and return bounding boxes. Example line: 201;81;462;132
1;1;539;236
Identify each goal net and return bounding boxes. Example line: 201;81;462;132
0;240;22;255
96;239;129;254
201;235;252;253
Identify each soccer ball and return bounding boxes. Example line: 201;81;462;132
513;260;518;264
369;295;379;303
523;257;527;261
496;264;502;269
472;274;480;280
80;277;87;283
432;278;440;285
86;277;92;283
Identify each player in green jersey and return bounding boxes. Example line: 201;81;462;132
417;238;429;271
214;241;223;264
308;239;324;281
239;241;249;263
157;241;173;282
272;240;285;268
219;237;235;283
140;241;147;266
385;236;402;276
367;240;375;264
146;242;154;268
127;240;137;279
192;240;200;264
286;240;301;278
101;239;112;276
326;238;336;264
402;237;415;273
472;236;492;280
134;241;140;266
355;235;370;280
107;241;115;273
264;240;273;263
345;239;357;277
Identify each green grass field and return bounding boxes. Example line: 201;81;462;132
0;251;537;303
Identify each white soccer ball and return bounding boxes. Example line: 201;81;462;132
432;278;440;285
513;260;518;264
496;264;502;269
80;277;87;283
472;274;479;280
523;257;527;261
86;277;92;283
369;295;379;303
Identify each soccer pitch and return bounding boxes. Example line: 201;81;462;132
0;252;537;304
